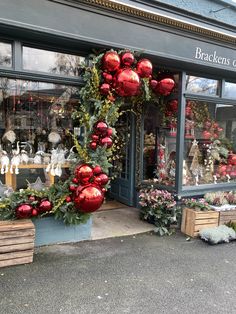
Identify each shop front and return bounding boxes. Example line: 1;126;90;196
0;0;236;208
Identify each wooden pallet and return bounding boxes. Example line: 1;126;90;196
0;220;35;268
219;210;236;225
181;207;219;238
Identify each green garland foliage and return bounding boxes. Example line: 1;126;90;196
0;49;157;224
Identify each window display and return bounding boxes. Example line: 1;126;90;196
0;77;79;189
183;99;236;186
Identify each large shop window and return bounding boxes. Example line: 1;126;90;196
23;46;85;76
0;42;12;67
0;77;79;190
183;99;236;186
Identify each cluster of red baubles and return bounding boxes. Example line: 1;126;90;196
89;121;113;150
100;50;175;98
67;164;109;213
217;152;236;179
15;197;53;219
202;120;223;140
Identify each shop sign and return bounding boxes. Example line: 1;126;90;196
194;46;236;68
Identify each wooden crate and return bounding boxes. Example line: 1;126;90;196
181;207;219;238
0;220;35;268
219;210;236;225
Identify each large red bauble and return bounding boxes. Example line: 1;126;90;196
38;200;53;212
100;83;110;95
75;164;94;184
136;59;153;78
74;185;104;213
94;121;108;135
115;68;140;97
16;204;33;219
103;72;113;83
96;173;109;186
100;137;113;148
102;51;120;72
156;78;175;96
121;52;135;67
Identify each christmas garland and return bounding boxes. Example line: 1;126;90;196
0;49;175;224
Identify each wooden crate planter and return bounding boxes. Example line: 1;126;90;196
0;220;35;268
181;208;219;238
219;210;236;225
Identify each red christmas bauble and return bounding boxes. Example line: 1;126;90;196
96;173;109;186
103;73;113;83
74;185;104;213
75;164;94;184
91;134;99;142
115;68;140;97
102;51;120;72
94;121;108;136
106;128;113;137
93;165;102;175
72;178;79;184
100;83;110;95
202;130;211;140
156;78;175;96
121;52;135;67
90;142;97;150
66;196;72;203
136;59;153;78
69;185;77;192
150;80;158;90
16;204;33;219
31;209;38;217
38;200;53;212
100;137;113;148
231;155;236;165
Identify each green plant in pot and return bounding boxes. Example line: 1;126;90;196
139;187;179;236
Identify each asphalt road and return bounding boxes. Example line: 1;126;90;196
1;232;236;314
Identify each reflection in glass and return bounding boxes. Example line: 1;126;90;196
183;99;236;186
224;81;236;99
0;42;12;67
0;77;80;189
23;46;85;76
186;75;219;96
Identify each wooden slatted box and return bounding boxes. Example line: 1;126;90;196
219;210;236;225
181;208;219;238
0;220;35;268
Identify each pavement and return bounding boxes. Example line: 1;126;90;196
1;232;236;314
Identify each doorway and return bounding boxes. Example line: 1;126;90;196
109;111;136;206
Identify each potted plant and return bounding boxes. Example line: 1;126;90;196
181;198;219;238
204;191;236;225
139;187;179;236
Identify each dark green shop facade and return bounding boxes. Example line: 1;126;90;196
0;0;236;207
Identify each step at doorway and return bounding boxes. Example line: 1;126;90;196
98;200;129;211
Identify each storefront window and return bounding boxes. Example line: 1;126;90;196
143;100;177;187
186;75;220;96
224;81;236;99
0;42;12;67
0;77;80;190
23;46;85;76
183;99;236;186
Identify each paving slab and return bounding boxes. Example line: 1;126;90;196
91;207;154;240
